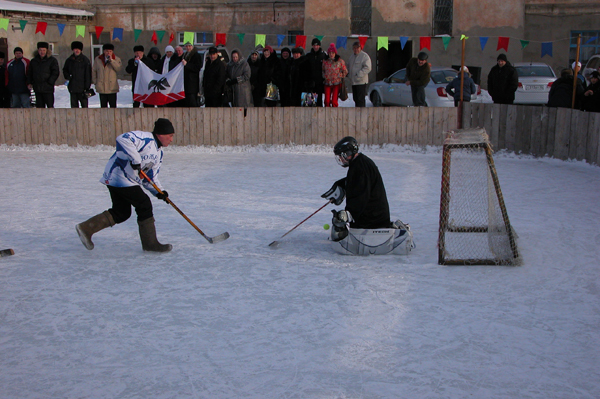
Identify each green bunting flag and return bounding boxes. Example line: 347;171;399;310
75;25;86;38
134;29;142;42
520;40;530;49
156;30;165;43
237;33;245;45
19;20;27;32
0;18;9;31
316;35;324;43
442;36;451;50
183;31;194;44
255;34;266;48
377;36;388;50
460;34;469;40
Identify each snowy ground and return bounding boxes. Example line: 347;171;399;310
0;144;599;398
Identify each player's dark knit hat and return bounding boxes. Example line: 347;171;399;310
14;47;23;54
71;41;84;51
153;118;175;135
497;53;508;62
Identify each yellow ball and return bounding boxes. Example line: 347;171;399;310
323;223;330;230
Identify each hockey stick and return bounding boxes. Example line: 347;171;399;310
269;199;333;248
139;169;230;244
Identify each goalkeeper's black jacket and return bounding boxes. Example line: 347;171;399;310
340;153;390;229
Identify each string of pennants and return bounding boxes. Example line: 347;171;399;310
1;18;596;58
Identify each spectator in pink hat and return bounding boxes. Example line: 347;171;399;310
322;43;347;107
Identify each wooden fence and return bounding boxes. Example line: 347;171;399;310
0;105;598;165
462;103;600;165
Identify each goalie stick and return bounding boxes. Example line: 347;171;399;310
139;170;230;244
1;248;15;257
269;199;333;248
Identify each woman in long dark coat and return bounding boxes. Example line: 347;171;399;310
226;50;252;109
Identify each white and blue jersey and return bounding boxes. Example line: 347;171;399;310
101;131;165;196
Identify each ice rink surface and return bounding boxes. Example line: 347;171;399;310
0;144;599;398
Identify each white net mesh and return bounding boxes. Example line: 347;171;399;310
438;128;519;265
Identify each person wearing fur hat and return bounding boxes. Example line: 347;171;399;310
6;47;31;108
290;47;307;106
63;41;92;108
279;47;293;106
27;41;60;108
487;53;519;104
303;38;328;106
126;45;152;107
547;68;585;109
258;45;282;107
405;51;431;106
93;43;122;108
0;51;11;108
76;118;176;253
322;43;348;107
583;71;600;112
202;46;226;107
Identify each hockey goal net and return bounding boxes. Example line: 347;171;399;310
438;128;520;266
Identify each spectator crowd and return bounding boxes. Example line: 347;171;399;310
1;41;599;113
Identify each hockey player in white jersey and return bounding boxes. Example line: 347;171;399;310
76;118;175;253
321;136;414;255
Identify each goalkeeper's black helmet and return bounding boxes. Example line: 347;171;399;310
334;136;359;167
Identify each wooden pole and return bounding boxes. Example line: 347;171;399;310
572;34;581;109
457;37;466;129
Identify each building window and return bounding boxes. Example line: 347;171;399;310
433;0;453;36
570;31;600;67
288;30;304;47
351;0;371;36
178;32;214;46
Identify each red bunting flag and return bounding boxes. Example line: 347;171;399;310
95;26;103;40
216;33;226;46
151;31;158;45
358;36;368;48
168;32;175;44
35;22;47;35
497;37;509;51
420;36;431;51
296;35;307;49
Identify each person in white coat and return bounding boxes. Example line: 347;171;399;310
347;41;372;107
76;118;175;253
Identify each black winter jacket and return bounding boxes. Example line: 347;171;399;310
547;77;584;109
341;153;391;229
487;62;519;104
202;58;226;99
63;53;92;94
303;48;328;90
183;48;202;94
258;53;282;97
28;54;59;94
126;55;152;91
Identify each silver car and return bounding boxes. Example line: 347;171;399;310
368;66;479;107
513;62;557;105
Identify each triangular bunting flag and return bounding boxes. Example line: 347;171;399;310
95;26;104;40
134;29;142;42
400;37;408;50
497;37;509;51
255;34;266;48
296;35;306;49
541;42;553;58
216;33;227;46
237;33;245;45
585;36;598;44
168;32;175;44
35;22;47;35
113;28;124;41
183;32;194;45
156;30;165;43
377;36;388;51
0;18;9;31
520;40;529;49
151;31;158;45
420;36;431;51
336;36;347;50
76;25;86;38
277;34;285;47
316;35;325;44
358;36;368;48
480;37;488;51
19;20;27;33
57;23;65;36
442;36;451;50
